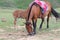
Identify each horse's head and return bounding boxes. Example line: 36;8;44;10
25;21;34;35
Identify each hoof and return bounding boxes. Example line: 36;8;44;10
33;32;36;35
47;27;49;29
28;32;35;36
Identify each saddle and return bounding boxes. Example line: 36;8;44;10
29;1;48;14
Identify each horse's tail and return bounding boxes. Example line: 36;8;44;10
51;8;60;18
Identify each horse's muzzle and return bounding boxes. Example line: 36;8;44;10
25;21;32;25
25;21;33;35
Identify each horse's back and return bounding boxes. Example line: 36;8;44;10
45;1;52;9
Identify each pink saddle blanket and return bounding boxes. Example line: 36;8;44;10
29;1;48;13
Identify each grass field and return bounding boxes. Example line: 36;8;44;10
0;0;60;8
0;8;60;40
0;0;60;40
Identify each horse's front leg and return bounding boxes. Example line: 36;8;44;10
32;19;37;34
39;18;44;29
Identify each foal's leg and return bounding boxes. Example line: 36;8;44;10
47;14;49;28
39;18;44;29
32;19;37;34
14;18;17;27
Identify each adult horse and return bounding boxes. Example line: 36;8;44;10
25;2;60;35
13;2;60;35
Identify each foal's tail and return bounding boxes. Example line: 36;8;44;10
51;8;60;18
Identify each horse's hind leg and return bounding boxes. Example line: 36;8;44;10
32;19;37;34
39;18;44;29
47;14;49;28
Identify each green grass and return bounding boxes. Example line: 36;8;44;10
0;9;25;32
0;0;60;9
0;8;60;32
0;8;60;40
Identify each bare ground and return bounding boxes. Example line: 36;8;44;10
0;26;60;40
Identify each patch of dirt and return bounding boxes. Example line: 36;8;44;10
51;29;60;32
0;28;6;32
0;26;60;40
